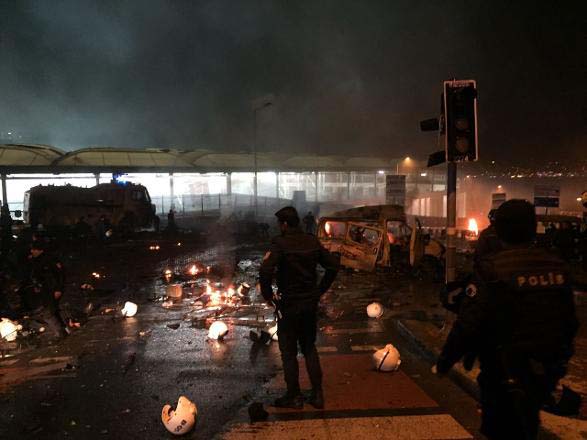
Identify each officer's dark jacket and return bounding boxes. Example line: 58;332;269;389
438;246;578;374
25;252;65;310
473;225;501;269
259;226;339;306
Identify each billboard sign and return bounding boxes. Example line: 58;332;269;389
385;175;406;206
534;185;560;208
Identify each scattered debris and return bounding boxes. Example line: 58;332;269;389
161;396;198;435
166;284;183;299
373;344;401;372
122;353;136;375
167;323;180;330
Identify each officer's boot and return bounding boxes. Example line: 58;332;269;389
308;388;324;409
273;393;304;409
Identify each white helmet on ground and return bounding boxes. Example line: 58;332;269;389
0;318;22;342
366;302;384;319
268;323;278;341
208;321;229;340
161;396;198;435
373;344;401;372
121;301;138;317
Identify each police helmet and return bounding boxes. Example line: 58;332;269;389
274;206;300;227
494;199;536;244
487;209;497;224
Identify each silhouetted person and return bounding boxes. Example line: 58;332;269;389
167;209;177;233
303;211;316;234
1;204;13;257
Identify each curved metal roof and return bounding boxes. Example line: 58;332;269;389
0;144;405;173
0;144;65;166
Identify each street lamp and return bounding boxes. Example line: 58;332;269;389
396;156;411;175
252;97;274;217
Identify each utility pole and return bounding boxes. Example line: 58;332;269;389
445;162;457;282
1;173;7;208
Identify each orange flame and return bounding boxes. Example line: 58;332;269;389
468;218;479;236
324;222;332;236
189;265;199;276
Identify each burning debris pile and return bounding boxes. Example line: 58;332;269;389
156;256;270;327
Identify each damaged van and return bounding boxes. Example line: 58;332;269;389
317;204;445;272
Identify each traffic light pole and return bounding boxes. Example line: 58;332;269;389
446;161;457;283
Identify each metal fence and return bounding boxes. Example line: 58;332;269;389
153;193;294;216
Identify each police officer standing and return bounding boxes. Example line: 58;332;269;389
260;207;339;409
435;200;578;439
22;240;67;339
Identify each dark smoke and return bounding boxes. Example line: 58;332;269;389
0;0;584;160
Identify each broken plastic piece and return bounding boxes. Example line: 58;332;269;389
166;284;183;299
268;323;278;341
161;396;197;435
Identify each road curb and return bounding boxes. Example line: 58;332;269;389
395;319;480;400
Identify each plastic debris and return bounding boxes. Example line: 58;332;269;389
166;284;183;299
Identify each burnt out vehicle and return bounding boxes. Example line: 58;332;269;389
317;204;444;272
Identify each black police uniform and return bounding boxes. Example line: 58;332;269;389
22;251;66;337
473;224;501;269
259;225;339;401
437;246;578;439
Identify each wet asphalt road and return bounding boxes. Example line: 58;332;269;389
1;236;481;439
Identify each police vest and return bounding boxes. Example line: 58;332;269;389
485;247;576;358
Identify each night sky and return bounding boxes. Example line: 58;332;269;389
0;0;585;161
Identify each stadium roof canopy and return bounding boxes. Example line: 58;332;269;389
0;145;409;174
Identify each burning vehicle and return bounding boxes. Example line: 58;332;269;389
317;204;444;272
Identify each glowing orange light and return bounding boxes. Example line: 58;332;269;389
468;218;479;236
188;265;199;276
324;222;332;236
91;272;101;279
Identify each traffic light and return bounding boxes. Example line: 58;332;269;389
443;80;478;162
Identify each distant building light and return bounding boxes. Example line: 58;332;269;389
577;197;582;202
497;185;503;189
420;172;427;177
491;160;496;164
466;175;470;178
378;170;385;175
405;156;411;161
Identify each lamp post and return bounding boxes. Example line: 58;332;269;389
252;99;273;217
396;156;411;175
